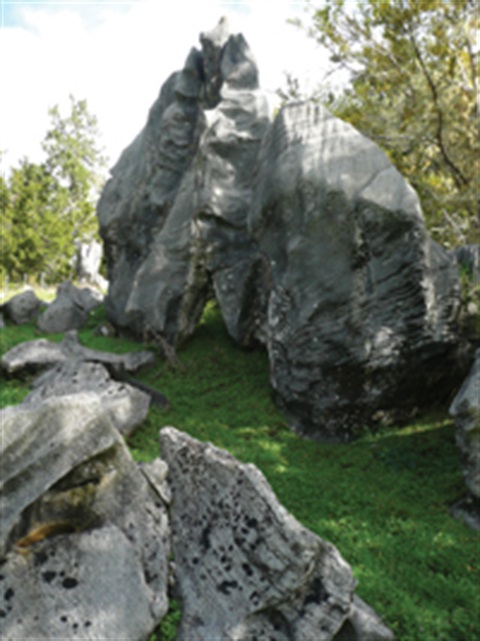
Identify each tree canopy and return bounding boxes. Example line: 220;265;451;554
1;96;106;283
288;0;479;248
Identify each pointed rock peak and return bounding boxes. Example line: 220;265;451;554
200;16;231;49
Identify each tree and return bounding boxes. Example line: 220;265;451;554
42;94;107;242
2;159;73;281
289;0;479;248
1;96;107;283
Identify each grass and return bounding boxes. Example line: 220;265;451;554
1;300;478;641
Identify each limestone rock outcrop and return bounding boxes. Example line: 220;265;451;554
97;21;465;441
98;19;270;347
0;394;170;639
249;102;463;440
160;426;394;641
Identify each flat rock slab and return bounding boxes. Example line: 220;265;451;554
26;360;151;437
160;426;393;641
0;393;170;639
1;329;155;375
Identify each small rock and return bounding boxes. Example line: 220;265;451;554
4;290;41;325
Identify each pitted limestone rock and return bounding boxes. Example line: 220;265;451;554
160;426;394;641
0;393;170;639
25;360;150;437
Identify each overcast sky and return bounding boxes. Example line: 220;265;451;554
1;1;329;177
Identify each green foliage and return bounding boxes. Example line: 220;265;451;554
42;95;106;241
289;0;478;248
1;96;106;283
1;301;478;641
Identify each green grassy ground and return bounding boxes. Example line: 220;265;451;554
1;302;478;641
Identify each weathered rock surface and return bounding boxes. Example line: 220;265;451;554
3;289;42;325
26;360;151;437
98;19;270;346
249;102;464;440
76;240;107;289
37;280;103;333
1;329;155;375
0;393;170;639
160;426;394;641
450;349;480;499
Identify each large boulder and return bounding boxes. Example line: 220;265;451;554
0;393;170;639
98;19;270;346
37;281;103;334
249;102;464;441
3;289;41;325
160;426;394;641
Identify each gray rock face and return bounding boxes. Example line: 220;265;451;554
37;280;103;334
26;360;151;437
160;426;393;641
249;102;463;441
1;329;155;375
98;19;270;346
0;393;170;639
3;289;41;325
450;349;480;499
76;240;105;286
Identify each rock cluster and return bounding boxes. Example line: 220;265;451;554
1;281;104;334
98;20;465;441
0;387;393;640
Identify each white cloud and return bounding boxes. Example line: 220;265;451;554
1;1;326;177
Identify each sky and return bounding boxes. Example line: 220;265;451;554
0;0;330;178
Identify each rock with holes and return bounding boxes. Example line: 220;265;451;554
25;360;150;437
159;426;394;641
249;101;464;441
450;349;480;500
98;18;270;346
1;329;154;376
3;289;42;325
0;393;170;639
37;280;103;334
